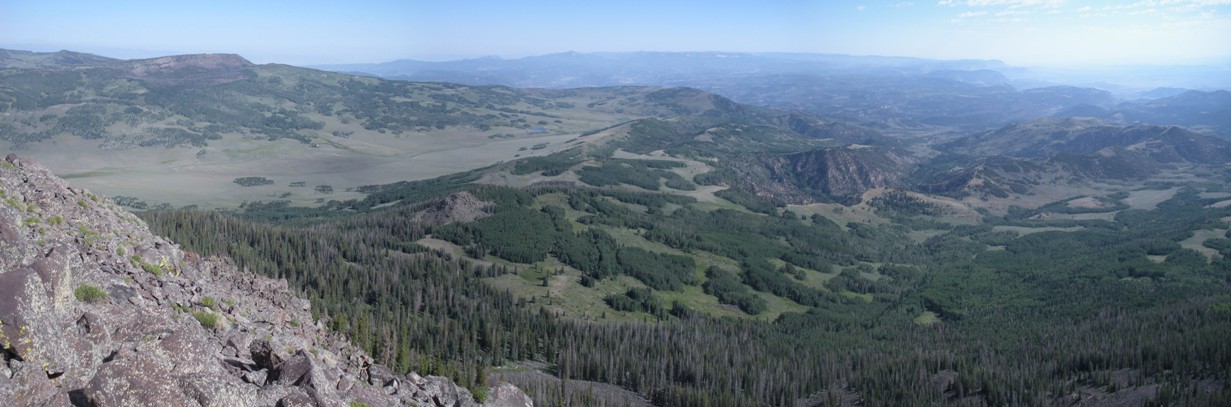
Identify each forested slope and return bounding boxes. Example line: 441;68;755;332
144;178;1231;406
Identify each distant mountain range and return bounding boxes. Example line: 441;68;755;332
311;51;1231;137
312;51;1011;87
2;47;1230;207
0;48;118;68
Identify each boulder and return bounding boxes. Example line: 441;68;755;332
367;364;398;388
250;338;282;371
0;266;89;387
176;374;256;407
483;382;534;407
81;353;200;407
275;388;317;407
5;360;60;406
243;369;269;386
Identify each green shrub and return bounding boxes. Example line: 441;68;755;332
141;261;164;276
201;296;217;310
74;284;108;303
192;310;220;329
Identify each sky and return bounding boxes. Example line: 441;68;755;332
2;0;1229;67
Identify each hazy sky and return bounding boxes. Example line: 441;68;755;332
2;0;1229;67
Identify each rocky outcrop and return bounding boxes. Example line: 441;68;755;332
118;54;256;86
0;154;530;406
411;192;494;226
763;147;912;198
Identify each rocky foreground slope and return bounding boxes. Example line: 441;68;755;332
0;154;530;406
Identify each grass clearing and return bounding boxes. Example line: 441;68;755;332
7;87;655;210
766;258;836;291
1123;187;1179;210
1179;228;1228;261
840;290;874;303
432;224;798;321
992;225;1084;235
914;311;940;325
788;203;888;231
1208;199;1231;209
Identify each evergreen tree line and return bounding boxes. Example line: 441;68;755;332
140;185;1231;405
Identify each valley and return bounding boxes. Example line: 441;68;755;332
3;48;1231;406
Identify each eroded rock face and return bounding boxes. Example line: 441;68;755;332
411;192;495;226
0;156;530;406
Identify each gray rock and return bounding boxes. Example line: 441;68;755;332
367;364;398;387
417;375;475;407
274;350;320;389
107;283;136;302
0;266;88;387
483;382;534;407
0;371;16;406
30;245;76;309
250;338;282;370
82;354;200;407
225;331;252;359
177;374;256;407
155;327;217;376
39;392;73;407
243;368;269;386
6;360;60;406
275;388;317;407
336;375;354;392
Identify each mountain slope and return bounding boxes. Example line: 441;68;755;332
311;51;1010;88
1118;90;1231;137
942;118;1231;164
919;119;1231;198
1;52;776;209
0;49;118;69
312;51;1119;133
0;154;529;406
763;147;912;198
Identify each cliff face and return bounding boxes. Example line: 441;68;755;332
0;155;530;407
763;147;910;198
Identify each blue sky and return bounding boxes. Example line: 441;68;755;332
2;0;1228;67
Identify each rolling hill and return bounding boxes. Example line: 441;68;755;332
5;48;1231;405
3;50;839;209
